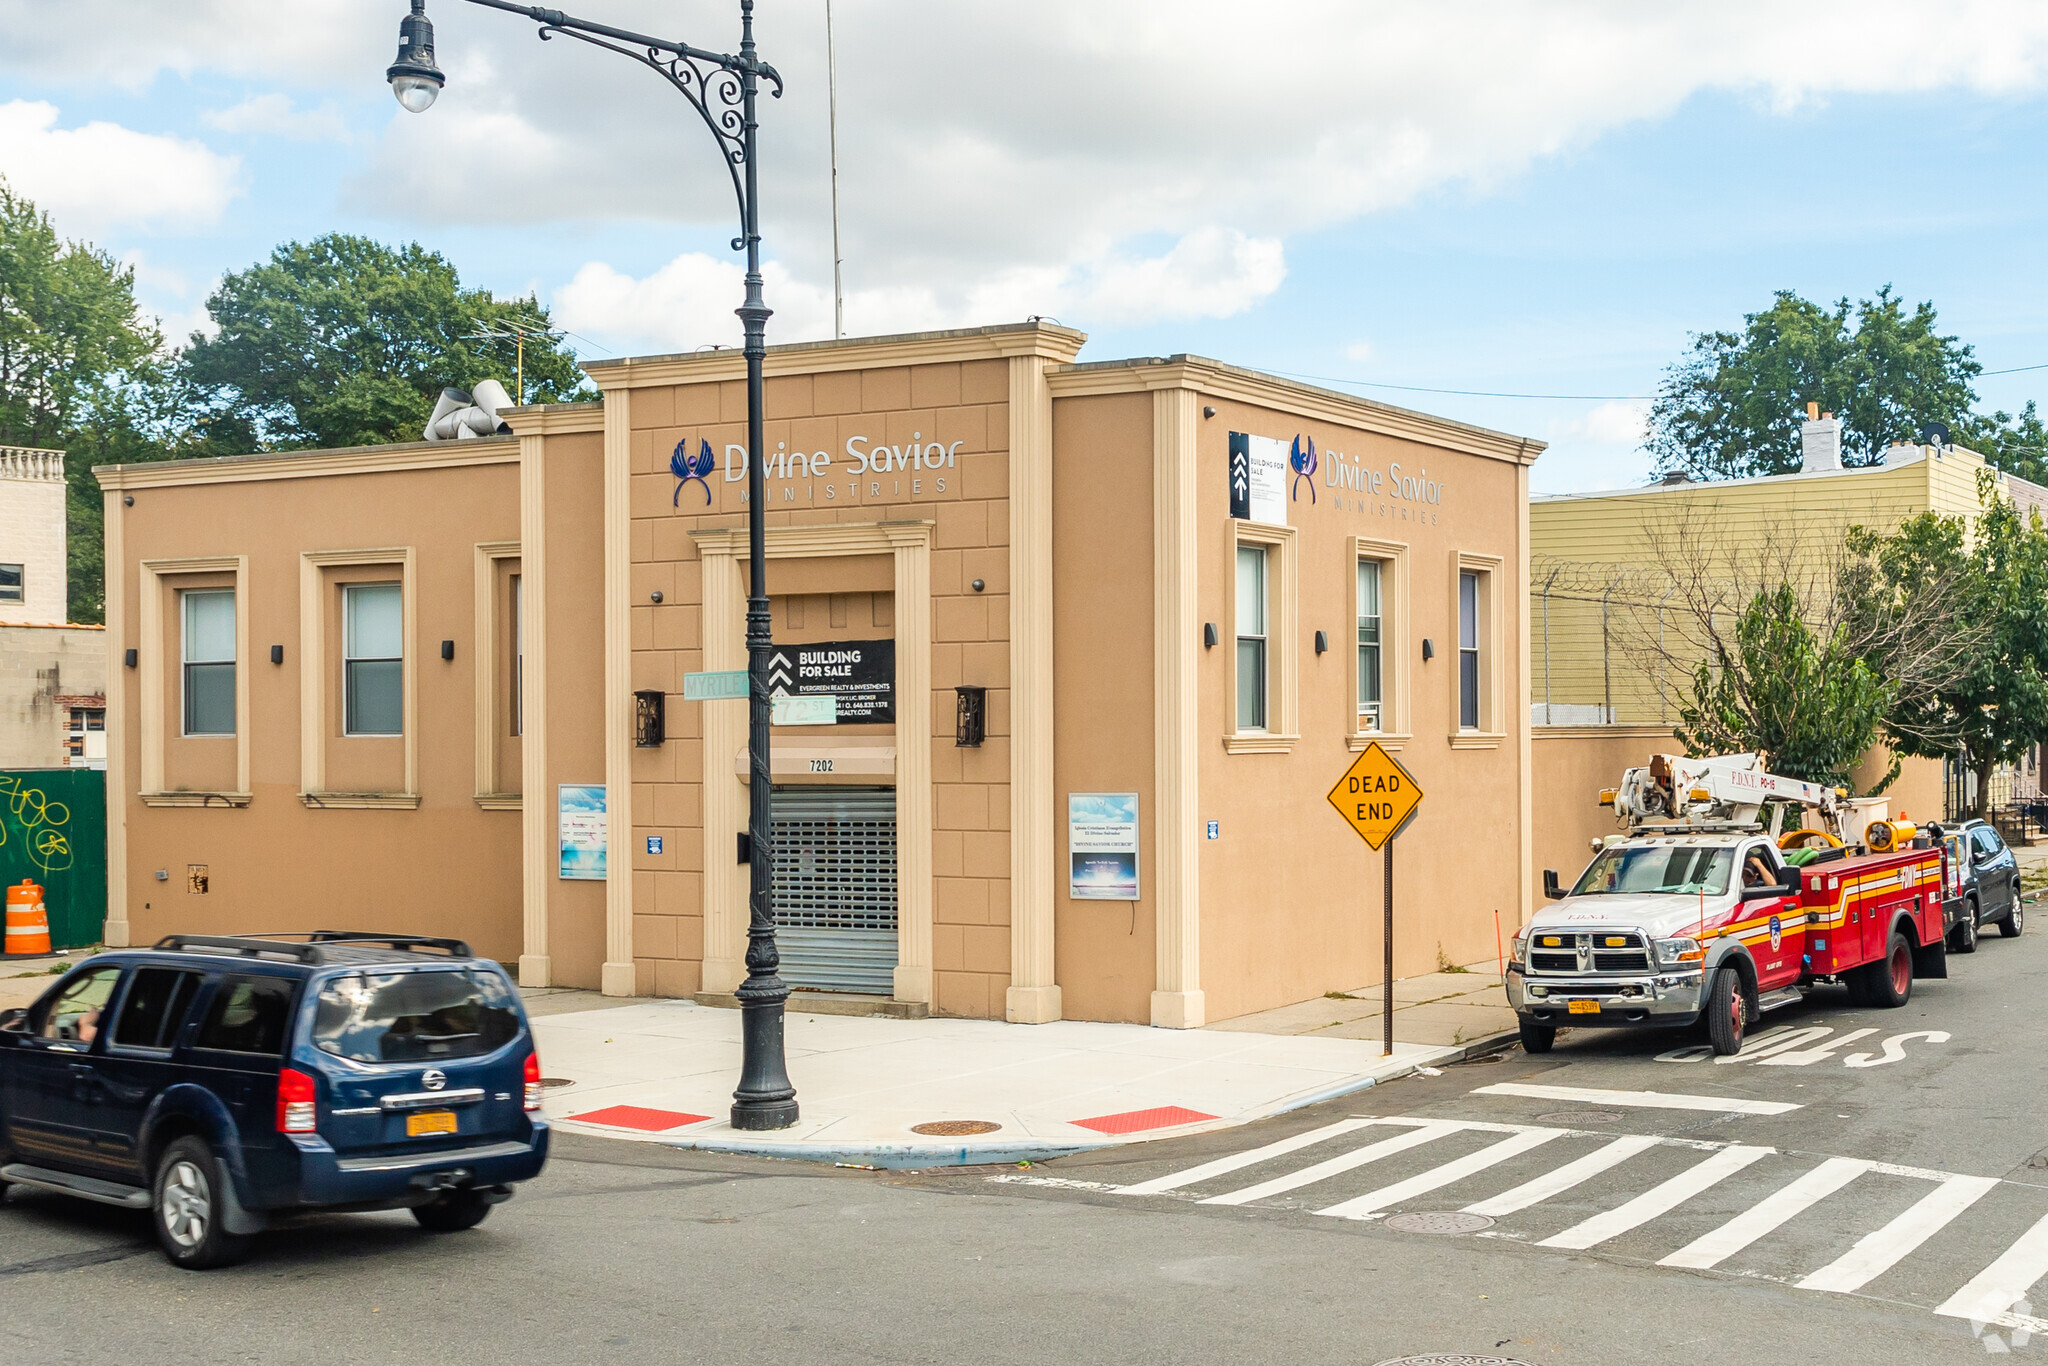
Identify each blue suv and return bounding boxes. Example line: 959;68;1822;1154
0;932;550;1269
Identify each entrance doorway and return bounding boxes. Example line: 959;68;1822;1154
769;785;898;995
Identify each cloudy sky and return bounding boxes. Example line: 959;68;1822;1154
6;1;2048;490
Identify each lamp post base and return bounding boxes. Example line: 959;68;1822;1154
730;984;799;1130
731;1097;801;1130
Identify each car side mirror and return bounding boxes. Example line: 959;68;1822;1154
1543;869;1564;900
0;1008;26;1033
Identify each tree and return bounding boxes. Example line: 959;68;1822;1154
0;176;179;622
179;234;588;451
1647;287;1981;481
1674;582;1896;791
1856;473;2048;817
1958;401;2048;486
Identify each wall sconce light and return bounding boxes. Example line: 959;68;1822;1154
123;495;134;507
1422;638;1435;661
970;578;986;593
124;648;137;669
1203;623;1218;649
955;685;987;748
650;590;664;603
634;689;666;747
1314;630;1328;655
1202;406;1217;419
440;639;455;661
270;645;284;665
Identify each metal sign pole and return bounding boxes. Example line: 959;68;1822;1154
1382;836;1394;1058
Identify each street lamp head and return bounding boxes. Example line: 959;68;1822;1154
387;0;445;113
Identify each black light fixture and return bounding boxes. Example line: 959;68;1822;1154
1203;623;1218;649
634;689;666;748
124;648;137;669
954;685;987;748
386;0;445;112
1314;629;1328;655
270;645;284;665
387;0;794;1133
440;639;455;661
1422;638;1435;661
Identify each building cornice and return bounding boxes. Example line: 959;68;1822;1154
582;322;1088;390
1045;356;1544;467
95;437;520;490
502;401;605;436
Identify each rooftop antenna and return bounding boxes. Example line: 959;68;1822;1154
827;0;844;339
466;308;561;406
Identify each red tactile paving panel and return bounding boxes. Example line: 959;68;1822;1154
1070;1105;1218;1135
570;1105;711;1132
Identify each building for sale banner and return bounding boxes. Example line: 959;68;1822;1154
95;322;1542;1026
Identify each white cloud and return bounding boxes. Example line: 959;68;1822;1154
1344;340;1378;364
0;0;379;92
1558;400;1653;447
202;94;353;143
0;101;240;235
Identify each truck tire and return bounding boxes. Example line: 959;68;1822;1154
152;1136;254;1270
1949;898;1979;954
1706;967;1746;1056
1997;898;2025;938
1518;1018;1556;1054
412;1189;493;1233
1858;931;1914;1009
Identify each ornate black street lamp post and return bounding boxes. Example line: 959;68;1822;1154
386;0;797;1130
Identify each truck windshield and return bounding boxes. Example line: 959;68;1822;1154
1572;846;1733;896
311;968;521;1064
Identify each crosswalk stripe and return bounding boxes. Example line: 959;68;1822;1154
1199;1122;1463;1207
1114;1118;1382;1197
1537;1145;1773;1250
1463;1134;1662;1217
1796;1174;1999;1293
1471;1083;1801;1115
1935;1210;2048;1324
1658;1157;1872;1269
1314;1127;1566;1220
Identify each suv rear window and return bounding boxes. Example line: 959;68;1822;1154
196;975;297;1055
311;969;520;1064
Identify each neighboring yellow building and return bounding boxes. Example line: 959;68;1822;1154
1527;438;2048;897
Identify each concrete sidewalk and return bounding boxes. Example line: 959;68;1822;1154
528;979;1511;1168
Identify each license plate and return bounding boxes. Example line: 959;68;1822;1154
1567;999;1601;1015
406;1110;458;1137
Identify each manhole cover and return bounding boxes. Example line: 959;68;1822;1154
910;1120;1002;1137
1373;1357;1537;1366
539;1077;576;1089
1451;1053;1505;1065
1384;1211;1495;1234
1538;1110;1620;1124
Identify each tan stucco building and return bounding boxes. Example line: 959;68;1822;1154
96;323;1541;1027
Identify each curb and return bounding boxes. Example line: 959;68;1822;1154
563;1030;1528;1170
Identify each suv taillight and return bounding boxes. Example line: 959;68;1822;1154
523;1050;543;1111
277;1067;318;1133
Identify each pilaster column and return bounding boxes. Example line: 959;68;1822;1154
518;433;552;986
102;488;130;948
601;388;637;997
889;521;934;1004
1151;386;1204;1028
1005;354;1061;1023
698;541;746;993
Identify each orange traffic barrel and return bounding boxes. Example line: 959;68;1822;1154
5;879;51;955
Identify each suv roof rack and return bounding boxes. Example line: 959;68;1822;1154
149;931;476;965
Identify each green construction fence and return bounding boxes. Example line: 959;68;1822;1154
0;768;107;952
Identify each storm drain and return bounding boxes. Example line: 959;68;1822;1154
911;1120;1002;1137
1372;1357;1538;1366
539;1078;576;1090
1384;1211;1495;1235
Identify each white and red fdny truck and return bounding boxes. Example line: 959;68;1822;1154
1507;753;1968;1056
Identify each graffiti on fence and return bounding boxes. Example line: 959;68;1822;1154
0;774;73;875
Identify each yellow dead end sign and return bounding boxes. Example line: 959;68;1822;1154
1327;741;1423;850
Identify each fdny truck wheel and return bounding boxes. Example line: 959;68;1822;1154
1997;898;2025;938
1949;899;1979;954
1517;1018;1556;1054
1706;967;1746;1056
1863;932;1914;1008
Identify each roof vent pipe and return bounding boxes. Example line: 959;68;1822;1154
1800;404;1842;473
425;380;515;441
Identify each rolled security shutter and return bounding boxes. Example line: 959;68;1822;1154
770;786;898;995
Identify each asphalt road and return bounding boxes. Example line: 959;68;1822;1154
2;920;2043;1366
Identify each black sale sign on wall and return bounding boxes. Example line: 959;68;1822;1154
768;638;896;724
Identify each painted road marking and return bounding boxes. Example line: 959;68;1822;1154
1462;1134;1662;1217
1537;1145;1773;1250
1471;1082;1801;1115
1658;1026;1952;1068
1315;1128;1567;1220
1199;1122;1461;1207
1755;1028;1879;1067
1936;1210;2048;1326
1114;1118;1381;1197
1796;1174;2000;1293
1658;1157;1872;1269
